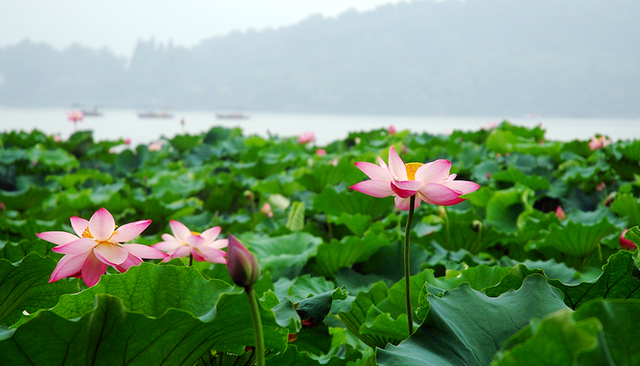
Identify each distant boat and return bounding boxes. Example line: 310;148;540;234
81;106;103;117
216;112;249;120
138;111;174;119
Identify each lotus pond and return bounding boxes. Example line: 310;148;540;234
1;122;640;365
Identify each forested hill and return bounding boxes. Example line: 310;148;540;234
1;0;638;117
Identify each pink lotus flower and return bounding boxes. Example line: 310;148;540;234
67;110;84;123
298;131;315;144
152;220;228;263
483;121;499;130
148;141;163;151
350;146;480;210
37;208;167;287
588;136;612;150
388;125;397;134
316;149;327;156
555;206;566;220
226;234;261;288
124;137;131;145
620;229;636;250
261;203;274;218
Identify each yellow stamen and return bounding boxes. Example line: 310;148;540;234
405;163;423;180
82;227;93;239
191;231;201;236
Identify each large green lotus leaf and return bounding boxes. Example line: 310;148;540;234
52;262;232;318
297;159;365;194
274;274;336;303
26;145;79;171
486;185;534;233
616;139;640;161
426;265;513;295
1;130;48;149
266;344;363;366
426;209;497;253
487;251;640;310
52;168;114;189
295;287;347;328
338;270;434;348
338;282;393;348
485;129;532;155
0;291;288;365
147;170;205;200
0;185;52;211
611;192;640;228
574;300;640;365
0;253;80;327
169;133;203;153
242;232;323;279
0;239;55;262
492;167;551;191
114;148;142;175
0;217;57;243
537;217;617;259
493;299;640;366
313;186;392;219
377;275;567;366
490;308;601;366
560;159;610;184
327;212;372;236
307;232;390;278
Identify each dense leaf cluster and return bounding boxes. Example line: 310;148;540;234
1;122;640;365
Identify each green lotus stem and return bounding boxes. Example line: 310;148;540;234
246;285;265;366
189;254;193;267
404;195;416;335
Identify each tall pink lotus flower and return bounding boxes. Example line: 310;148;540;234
152;220;227;264
350;146;480;210
388;125;397;134
67;110;84;122
588;136;611;150
298;131;315;144
37;208;167;287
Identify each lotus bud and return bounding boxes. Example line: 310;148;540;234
620;229;637;251
226;234;261;288
555;206;566;220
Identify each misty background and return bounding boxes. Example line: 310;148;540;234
0;0;638;118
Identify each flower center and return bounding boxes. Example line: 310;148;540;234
82;227;93;239
191;231;201;236
404;163;423;180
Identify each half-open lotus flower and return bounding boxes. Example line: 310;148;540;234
67;110;84;122
152;220;228;263
37;208;167;287
297;131;315;144
350;146;480;210
588;136;612;150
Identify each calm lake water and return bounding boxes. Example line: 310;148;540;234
1;107;639;147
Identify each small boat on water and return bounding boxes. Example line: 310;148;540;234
81;106;103;117
138;111;174;119
216;112;249;120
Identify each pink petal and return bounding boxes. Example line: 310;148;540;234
36;231;80;245
440;180;480;195
70;216;89;237
110;219;151;243
94;243;129;265
89;208;116;241
394;196;421;211
191;250;207;262
391;180;422;199
415;159;452;183
388;146;407;180
162;245;193;261
197;246;227;261
152;239;183;253
82;251;108;287
121;244;168;259
205;238;228;250
161;233;177;242
51;238;97;255
200;226;222;242
49;251;91;283
354;161;393;181
186;235;206;248
170;220;191;243
115;253;143;272
350;180;394;198
418;183;467;206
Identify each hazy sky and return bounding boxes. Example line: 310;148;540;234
0;0;404;57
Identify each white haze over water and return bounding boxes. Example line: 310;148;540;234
1;108;639;148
